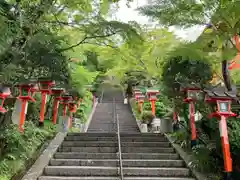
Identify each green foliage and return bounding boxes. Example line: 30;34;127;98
0;122;56;179
191;145;221;175
140;111;154;124
173;132;190;150
155;101;168;118
162;55;213;98
74;91;93;127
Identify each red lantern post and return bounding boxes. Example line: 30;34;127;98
182;87;202;147
146;90;159;116
206;94;236;180
136;94;145;113
68;101;77;128
16;83;36;132
61;95;73;116
51;88;65;125
0;85;11;113
38;78;55;126
61;95;73;131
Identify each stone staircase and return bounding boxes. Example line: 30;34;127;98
37;87;196;180
116;103;139;132
87;103;116;132
38;133;195;180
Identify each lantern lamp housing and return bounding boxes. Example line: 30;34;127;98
137;95;145;103
51;88;65;96
146;90;159;99
61;95;73;104
38;77;55;93
134;91;142;96
17;83;36;102
217;100;231;113
184;88;202;102
149;94;157;101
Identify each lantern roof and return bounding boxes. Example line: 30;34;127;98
203;86;237;101
51;87;65;94
146;89;159;94
62;94;73;100
180;83;202;92
16;82;36;88
38;77;55;85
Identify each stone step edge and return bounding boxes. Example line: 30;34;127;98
38;176;196;180
45;166;189;170
50;159;184;162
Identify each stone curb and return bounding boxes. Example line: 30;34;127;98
165;134;209;180
83;101;98;132
21;132;67;180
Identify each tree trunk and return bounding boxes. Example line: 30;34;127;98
222;60;232;91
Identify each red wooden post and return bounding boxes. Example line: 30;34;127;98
136;94;145;113
39;92;47;124
189;101;197;146
19;100;28;132
51;88;65;124
182;87;202;147
147;90;159;116
219;115;232;177
52;98;59;124
206;94;236;180
151;100;156;115
68;101;77;129
63;104;68;116
38;78;55;126
173;111;178;121
16;83;36;132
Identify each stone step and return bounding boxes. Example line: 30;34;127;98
61;141;171;147
43;166;190;177
49;159;185;167
64;136;167;142
67;133;117;136
67;133;165;137
54;153;179;160
39;177;195;180
58;147;175;153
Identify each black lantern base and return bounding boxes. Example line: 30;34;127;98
38;121;44;127
223;172;232;180
191;140;197;148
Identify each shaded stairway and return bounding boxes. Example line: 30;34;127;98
87;88;139;133
38;87;196;180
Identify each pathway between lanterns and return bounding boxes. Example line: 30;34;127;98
23;86;196;180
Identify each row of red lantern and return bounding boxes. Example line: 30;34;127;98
181;87;235;178
0;78;82;132
133;89;160;115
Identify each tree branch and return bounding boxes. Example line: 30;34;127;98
59;32;119;52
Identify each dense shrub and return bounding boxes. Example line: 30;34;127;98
141;111;154;124
0;122;56;180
